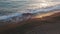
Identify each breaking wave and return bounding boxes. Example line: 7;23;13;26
0;0;60;21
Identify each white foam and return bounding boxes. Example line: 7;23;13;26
0;13;22;20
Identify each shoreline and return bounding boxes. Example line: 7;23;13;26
0;11;60;32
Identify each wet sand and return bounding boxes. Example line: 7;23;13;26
0;11;60;34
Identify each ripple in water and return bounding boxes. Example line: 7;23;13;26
0;0;60;20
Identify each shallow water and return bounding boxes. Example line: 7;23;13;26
0;0;60;20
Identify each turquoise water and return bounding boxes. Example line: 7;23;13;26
0;0;60;20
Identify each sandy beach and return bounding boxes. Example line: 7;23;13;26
0;11;60;34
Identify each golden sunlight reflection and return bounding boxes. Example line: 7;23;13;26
33;12;56;18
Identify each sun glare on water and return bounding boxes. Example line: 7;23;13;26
27;0;59;10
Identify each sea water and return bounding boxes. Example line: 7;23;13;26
0;0;60;20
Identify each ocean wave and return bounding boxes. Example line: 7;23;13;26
0;0;60;20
